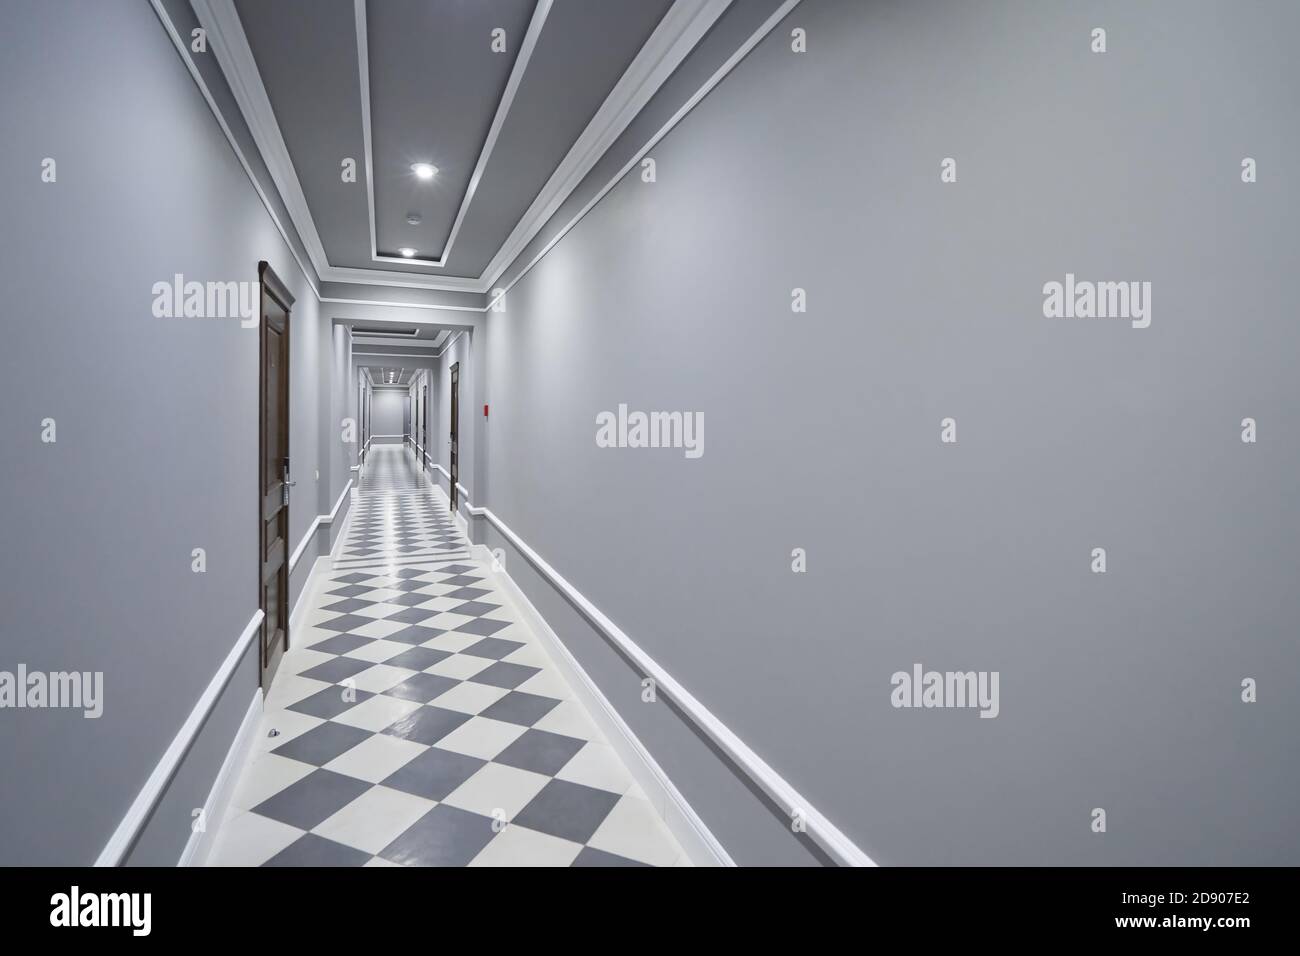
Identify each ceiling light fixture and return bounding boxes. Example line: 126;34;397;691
406;212;422;225
399;247;416;258
410;163;437;180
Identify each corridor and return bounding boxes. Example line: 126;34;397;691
208;446;685;866
5;0;1298;889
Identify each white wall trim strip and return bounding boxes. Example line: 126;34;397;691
95;609;265;866
464;501;875;867
177;688;262;866
477;0;731;290
470;541;732;865
287;479;353;573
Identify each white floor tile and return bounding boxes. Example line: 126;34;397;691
434;715;528;759
442;762;550;819
324;733;426;783
206;810;302;866
468;824;582;867
554;741;632;795
330;693;423;732
349;663;418;694
230;752;315;812
533;699;603;742
587;794;681;867
313;785;435;855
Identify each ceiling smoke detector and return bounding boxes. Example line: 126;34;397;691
406;212;422;225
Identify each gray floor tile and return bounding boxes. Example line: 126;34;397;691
264;833;371;867
380;804;498;867
461;637;525;660
571;846;652;867
513;779;621;844
469;660;540;688
382;704;472;746
287;685;375;719
385;646;453;671
384;624;445;645
299;656;375;684
272;720;372;765
479;691;561;727
494;728;586;775
251;769;373;830
310;634;374;656
455;617;511;637
382;746;486;801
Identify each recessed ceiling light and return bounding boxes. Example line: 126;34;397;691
411;163;437;180
399;247;416;258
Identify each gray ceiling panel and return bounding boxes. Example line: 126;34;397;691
441;0;675;276
233;0;368;268
227;0;698;281
367;0;535;263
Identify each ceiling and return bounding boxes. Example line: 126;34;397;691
362;365;415;387
213;0;681;285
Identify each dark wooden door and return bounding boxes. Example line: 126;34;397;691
258;262;293;689
449;362;460;512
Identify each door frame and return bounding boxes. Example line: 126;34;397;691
449;362;460;512
257;260;293;690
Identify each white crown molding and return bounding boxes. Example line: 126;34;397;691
479;0;732;292
318;265;482;292
181;0;732;296
486;0;801;310
193;0;333;279
357;0;553;270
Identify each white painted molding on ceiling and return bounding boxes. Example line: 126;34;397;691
95;608;265;866
356;0;553;270
486;0;803;309
161;0;800;319
287;478;353;573
150;0;321;301
478;0;732;293
186;0;732;294
461;495;875;867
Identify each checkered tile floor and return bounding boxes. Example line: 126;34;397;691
207;446;688;867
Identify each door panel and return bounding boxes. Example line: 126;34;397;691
450;362;459;512
258;262;293;689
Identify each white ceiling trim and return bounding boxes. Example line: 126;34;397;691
193;0;333;279
485;0;799;310
479;0;732;293
186;0;728;295
357;0;554;270
151;0;321;299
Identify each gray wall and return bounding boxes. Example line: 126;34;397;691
481;0;1300;865
0;0;345;864
369;390;407;440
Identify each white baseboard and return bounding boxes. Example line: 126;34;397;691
178;688;262;867
471;543;732;866
289;486;356;639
